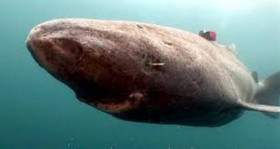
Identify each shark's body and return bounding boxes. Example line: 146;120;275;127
26;19;280;127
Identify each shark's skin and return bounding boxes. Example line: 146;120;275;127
26;19;278;127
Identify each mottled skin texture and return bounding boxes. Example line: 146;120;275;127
26;19;258;127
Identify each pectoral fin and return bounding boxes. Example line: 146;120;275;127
244;72;280;118
240;100;280;117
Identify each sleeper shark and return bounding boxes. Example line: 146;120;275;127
26;19;280;127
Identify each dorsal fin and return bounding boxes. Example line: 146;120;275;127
251;71;258;83
226;43;237;55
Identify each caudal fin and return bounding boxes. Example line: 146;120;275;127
252;72;280;118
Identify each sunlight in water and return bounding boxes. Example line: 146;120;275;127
137;0;259;15
214;0;256;11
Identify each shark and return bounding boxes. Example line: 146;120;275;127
26;19;280;127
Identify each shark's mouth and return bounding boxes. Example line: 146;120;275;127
78;89;148;113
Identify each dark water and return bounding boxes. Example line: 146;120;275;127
1;0;280;148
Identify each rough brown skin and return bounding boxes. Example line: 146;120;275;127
26;19;257;127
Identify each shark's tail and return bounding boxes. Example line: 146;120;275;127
241;72;280;118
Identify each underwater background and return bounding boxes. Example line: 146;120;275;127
0;0;280;148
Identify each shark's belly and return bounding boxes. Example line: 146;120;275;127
112;93;244;127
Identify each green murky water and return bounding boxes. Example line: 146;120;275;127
0;0;280;148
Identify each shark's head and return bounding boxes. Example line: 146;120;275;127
26;19;168;116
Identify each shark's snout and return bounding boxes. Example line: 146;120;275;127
26;20;95;102
27;21;84;69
